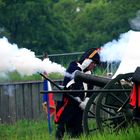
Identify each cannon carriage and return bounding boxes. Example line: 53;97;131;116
40;69;139;135
75;71;134;135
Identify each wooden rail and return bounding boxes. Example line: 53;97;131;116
0;80;62;124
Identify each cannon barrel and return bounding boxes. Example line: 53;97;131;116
74;71;111;87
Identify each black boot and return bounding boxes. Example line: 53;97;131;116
66;125;83;138
55;124;65;140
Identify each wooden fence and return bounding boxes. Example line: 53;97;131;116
0;80;62;124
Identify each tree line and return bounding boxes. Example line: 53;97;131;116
0;0;139;55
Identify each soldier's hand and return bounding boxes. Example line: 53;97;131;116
79;97;89;110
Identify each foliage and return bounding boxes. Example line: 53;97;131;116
73;0;140;51
48;72;64;80
0;71;41;82
0;71;64;82
0;0;140;54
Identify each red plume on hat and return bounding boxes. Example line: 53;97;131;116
79;48;100;65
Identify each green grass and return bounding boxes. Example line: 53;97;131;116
0;67;107;83
0;119;56;140
0;71;64;83
48;72;64;80
0;120;140;140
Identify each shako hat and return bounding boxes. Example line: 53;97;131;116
79;48;100;65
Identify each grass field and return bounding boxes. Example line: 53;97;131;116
0;71;65;83
0;119;140;140
0;71;139;140
0;68;105;83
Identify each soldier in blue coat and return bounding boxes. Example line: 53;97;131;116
55;48;100;140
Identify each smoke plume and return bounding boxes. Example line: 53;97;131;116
99;31;131;62
129;10;140;31
0;37;66;77
113;30;140;77
99;30;140;77
100;10;140;63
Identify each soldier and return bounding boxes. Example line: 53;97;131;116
55;48;100;140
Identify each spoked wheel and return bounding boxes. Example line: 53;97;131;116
95;73;134;133
83;92;99;135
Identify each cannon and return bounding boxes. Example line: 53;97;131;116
74;70;111;87
74;71;134;135
40;70;135;135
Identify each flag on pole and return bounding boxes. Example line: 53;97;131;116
43;79;52;134
47;81;56;117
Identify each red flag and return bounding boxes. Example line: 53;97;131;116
45;81;56;117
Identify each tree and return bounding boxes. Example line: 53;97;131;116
0;0;140;54
73;0;140;51
0;0;73;54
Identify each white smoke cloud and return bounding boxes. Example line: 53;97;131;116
99;30;140;78
113;30;140;77
129;10;140;31
42;58;66;74
99;31;131;62
0;37;66;77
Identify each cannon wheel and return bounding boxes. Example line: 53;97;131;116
82;73;134;135
83;91;99;135
95;73;134;133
